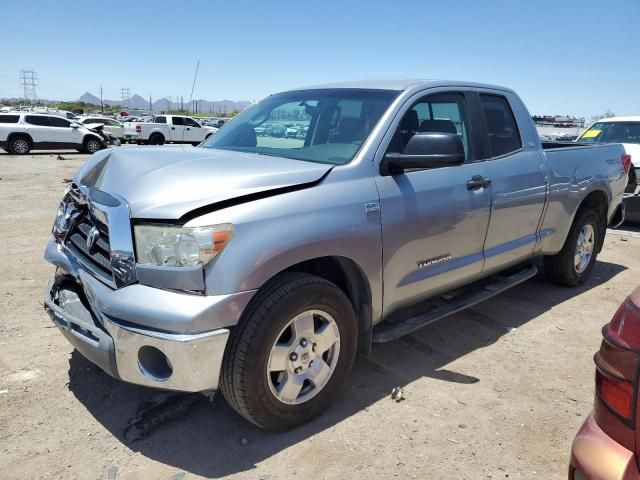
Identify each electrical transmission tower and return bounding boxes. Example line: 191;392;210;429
19;70;38;104
120;88;130;109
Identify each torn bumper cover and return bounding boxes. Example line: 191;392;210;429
43;238;254;392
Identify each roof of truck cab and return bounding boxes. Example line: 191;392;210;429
290;79;515;93
593;116;640;123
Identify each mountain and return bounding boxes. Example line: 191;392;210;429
76;92;251;113
78;92;101;104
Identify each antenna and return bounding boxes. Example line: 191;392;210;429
187;60;199;114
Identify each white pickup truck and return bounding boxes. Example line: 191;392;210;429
124;114;218;145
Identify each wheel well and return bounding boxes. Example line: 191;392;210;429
150;132;165;141
7;132;32;145
577;190;608;253
280;256;373;355
83;134;101;145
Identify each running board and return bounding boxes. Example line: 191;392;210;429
372;263;538;343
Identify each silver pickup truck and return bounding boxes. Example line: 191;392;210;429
44;80;629;431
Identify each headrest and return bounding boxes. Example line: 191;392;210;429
418;119;457;134
401;109;419;132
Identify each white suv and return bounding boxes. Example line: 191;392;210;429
0;113;107;155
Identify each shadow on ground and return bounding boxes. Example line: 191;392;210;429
68;260;626;478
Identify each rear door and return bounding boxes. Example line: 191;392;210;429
475;91;547;273
23;115;53;144
375;90;493;315
169;116;186;142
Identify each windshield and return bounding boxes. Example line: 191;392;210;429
579;121;640;144
201;88;399;165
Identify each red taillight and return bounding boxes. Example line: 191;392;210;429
595;297;640;423
596;369;634;420
135;125;141;133
621;154;632;174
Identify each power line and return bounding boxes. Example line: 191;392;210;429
19;70;38;104
120;87;130;109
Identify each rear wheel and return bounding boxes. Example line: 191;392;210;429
544;208;600;286
149;134;164;145
8;135;31;155
220;273;357;431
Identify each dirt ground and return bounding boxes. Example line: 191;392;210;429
1;150;639;480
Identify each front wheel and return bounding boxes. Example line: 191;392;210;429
220;273;358;431
544;208;600;286
84;137;103;154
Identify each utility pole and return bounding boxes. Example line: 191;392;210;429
180;96;184;112
19;70;38;105
149;94;152;111
99;86;104;112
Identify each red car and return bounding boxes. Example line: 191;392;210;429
570;287;640;479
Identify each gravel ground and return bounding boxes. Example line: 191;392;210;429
1;150;639;480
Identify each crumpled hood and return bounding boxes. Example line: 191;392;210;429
73;147;332;219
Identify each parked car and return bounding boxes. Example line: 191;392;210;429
577;116;640;193
124;114;218;145
0;112;110;154
78;117;125;142
570;286;640;479
44;80;628;431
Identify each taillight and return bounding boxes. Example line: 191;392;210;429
135;125;141;133
595;298;640;423
621;154;632;174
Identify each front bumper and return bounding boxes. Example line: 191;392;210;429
43;238;256;392
569;413;640;480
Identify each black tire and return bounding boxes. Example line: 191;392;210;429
8;135;31;155
220;272;358;431
83;136;103;154
544;208;600;286
149;134;165;146
626;168;637;194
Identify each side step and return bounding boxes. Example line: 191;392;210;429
372;263;538;343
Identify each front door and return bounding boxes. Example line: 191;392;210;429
49;116;83;146
183;116;203;142
375;92;492;316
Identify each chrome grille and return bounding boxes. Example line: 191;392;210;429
65;214;112;278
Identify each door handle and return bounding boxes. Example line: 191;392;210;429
467;175;491;190
171;127;176;130
186;128;191;130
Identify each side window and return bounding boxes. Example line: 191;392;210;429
49;116;71;127
171;116;184;126
106;120;120;127
183;117;200;127
154;116;166;124
0;115;19;123
25;115;51;126
479;94;522;157
389;93;471;161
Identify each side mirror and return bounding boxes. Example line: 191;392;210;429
71;123;80;128
384;132;465;175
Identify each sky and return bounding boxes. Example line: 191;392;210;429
0;0;638;118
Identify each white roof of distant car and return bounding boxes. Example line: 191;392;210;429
595;116;640;123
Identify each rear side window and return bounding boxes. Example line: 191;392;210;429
172;116;184;126
49;116;71;127
0;115;19;123
25;115;51;126
479;94;522;157
154;116;166;124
